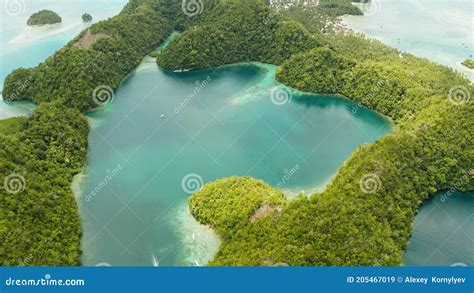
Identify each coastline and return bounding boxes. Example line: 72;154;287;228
0;97;36;120
341;2;474;81
280;174;335;199
8;22;83;46
173;202;221;266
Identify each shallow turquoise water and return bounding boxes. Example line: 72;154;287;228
0;0;127;119
74;59;392;266
344;0;473;80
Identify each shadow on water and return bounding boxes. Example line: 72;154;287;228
404;190;474;266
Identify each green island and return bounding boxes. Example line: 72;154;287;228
461;59;474;69
27;10;62;26
82;13;93;23
1;0;472;266
316;0;363;16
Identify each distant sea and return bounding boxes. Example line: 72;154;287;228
344;0;473;81
0;0;127;119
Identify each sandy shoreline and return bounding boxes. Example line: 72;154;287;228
8;21;84;46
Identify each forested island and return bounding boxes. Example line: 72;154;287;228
1;0;472;266
317;0;363;16
27;10;62;26
82;13;93;23
462;59;474;69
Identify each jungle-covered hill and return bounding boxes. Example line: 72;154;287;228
27;10;62;26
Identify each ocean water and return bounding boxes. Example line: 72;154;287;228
0;0;127;118
404;191;474;266
344;0;474;80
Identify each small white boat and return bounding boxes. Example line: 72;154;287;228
152;254;159;267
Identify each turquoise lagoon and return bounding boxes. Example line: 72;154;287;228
75;59;392;266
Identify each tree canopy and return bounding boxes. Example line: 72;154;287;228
27;10;62;26
82;13;93;22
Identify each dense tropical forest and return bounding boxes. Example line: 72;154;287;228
157;1;319;69
26;10;62;26
1;0;472;266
